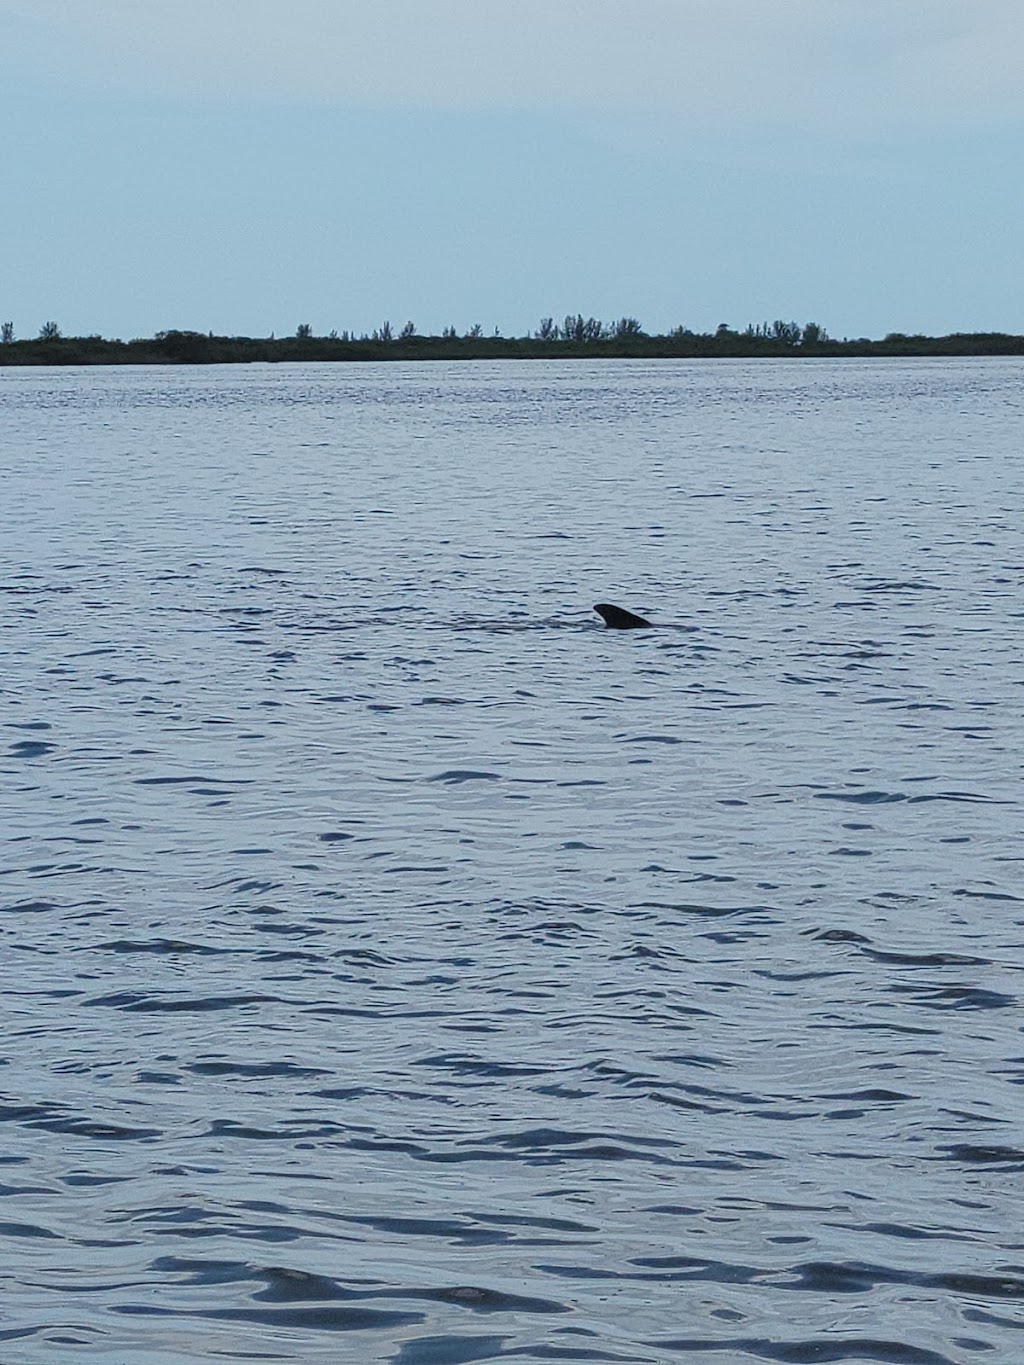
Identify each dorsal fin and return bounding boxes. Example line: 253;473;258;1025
594;603;653;629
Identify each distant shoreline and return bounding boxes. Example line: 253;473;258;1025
3;328;1024;367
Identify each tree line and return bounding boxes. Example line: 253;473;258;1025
3;316;1024;364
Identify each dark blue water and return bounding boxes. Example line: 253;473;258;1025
2;359;1023;1363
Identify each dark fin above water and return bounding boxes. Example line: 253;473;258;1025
594;602;653;629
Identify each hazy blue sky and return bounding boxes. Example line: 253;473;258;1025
3;1;1023;340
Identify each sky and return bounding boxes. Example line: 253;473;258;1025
2;0;1023;341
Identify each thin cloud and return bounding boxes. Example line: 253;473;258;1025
4;0;1024;136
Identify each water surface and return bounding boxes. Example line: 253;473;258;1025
2;359;1023;1363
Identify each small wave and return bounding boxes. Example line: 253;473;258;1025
428;770;501;783
84;991;279;1012
84;938;236;956
646;1333;957;1363
941;1144;1024;1169
6;738;57;759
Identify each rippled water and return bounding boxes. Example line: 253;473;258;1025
2;358;1023;1364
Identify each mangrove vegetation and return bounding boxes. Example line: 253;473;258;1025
2;316;1024;365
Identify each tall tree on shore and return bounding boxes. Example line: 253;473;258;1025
561;314;606;342
770;320;802;345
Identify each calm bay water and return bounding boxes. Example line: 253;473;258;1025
1;358;1023;1364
